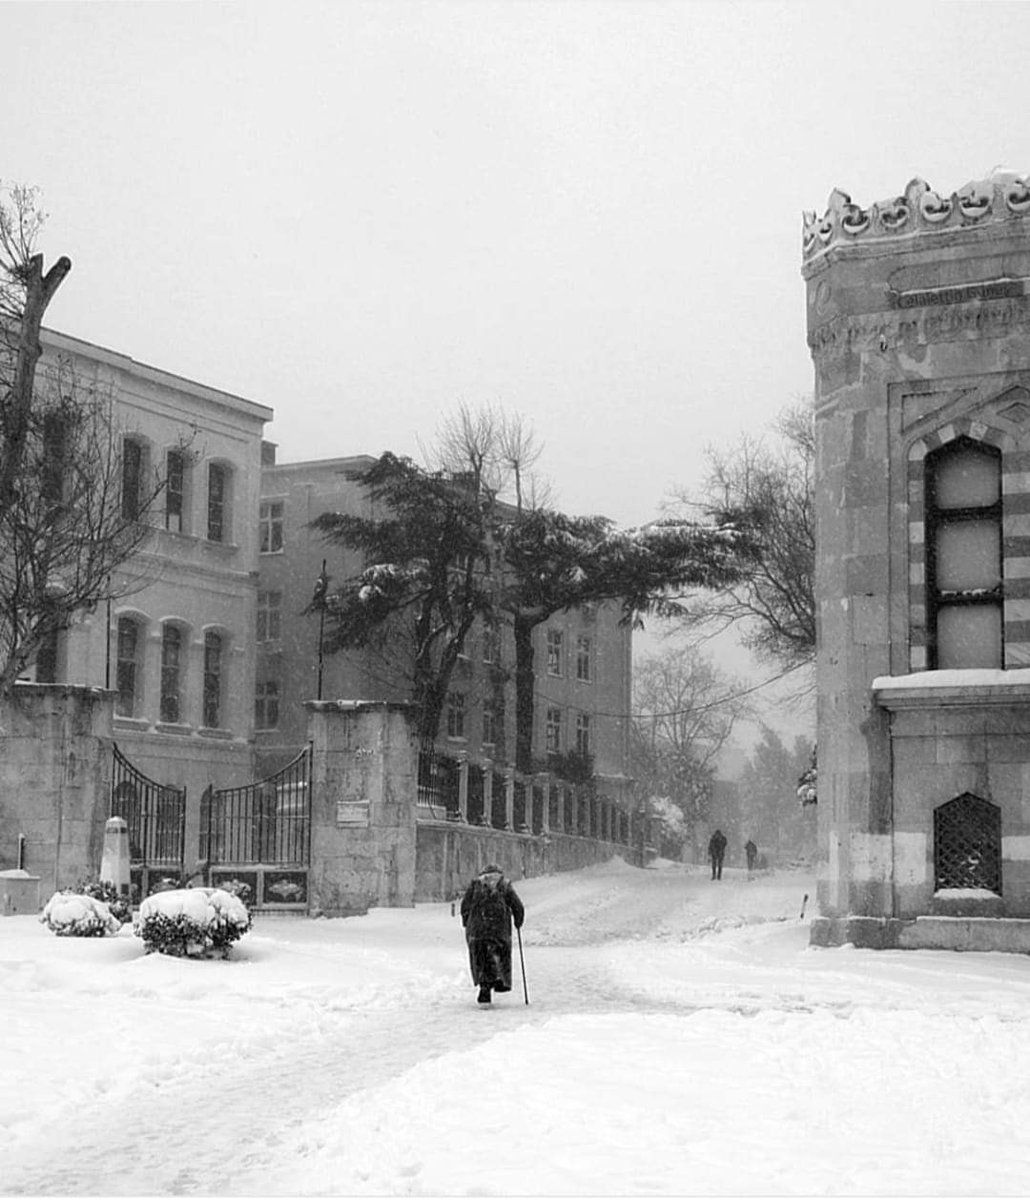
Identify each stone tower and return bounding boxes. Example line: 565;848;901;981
803;170;1030;947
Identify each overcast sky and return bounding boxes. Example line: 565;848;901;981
6;0;1028;741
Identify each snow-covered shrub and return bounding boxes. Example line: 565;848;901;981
40;891;123;937
216;877;254;905
76;879;132;925
135;887;251;959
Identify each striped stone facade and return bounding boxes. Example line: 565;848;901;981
804;170;1030;935
904;405;1030;671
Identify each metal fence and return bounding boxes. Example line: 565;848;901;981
204;744;312;867
111;743;187;873
417;744;460;815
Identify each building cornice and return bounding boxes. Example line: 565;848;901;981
802;171;1030;275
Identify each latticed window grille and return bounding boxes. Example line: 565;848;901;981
933;792;1002;894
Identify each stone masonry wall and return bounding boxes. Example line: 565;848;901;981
306;700;419;916
805;173;1030;920
415;820;621;904
0;685;114;894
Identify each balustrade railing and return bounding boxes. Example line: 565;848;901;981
414;746;630;846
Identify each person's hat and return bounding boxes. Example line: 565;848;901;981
480;863;502;875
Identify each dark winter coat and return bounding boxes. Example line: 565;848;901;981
460;869;525;991
708;830;727;861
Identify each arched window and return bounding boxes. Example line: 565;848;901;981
207;462;233;543
115;616;143;717
160;623;185;724
203;630;224;727
165;448;188;533
122;437;148;521
926;437;1002;668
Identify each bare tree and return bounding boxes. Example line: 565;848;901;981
426;401;552;511
0;183;72;511
631;643;752;852
672;400;816;674
0;186;170;695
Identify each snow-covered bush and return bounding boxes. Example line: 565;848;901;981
76;879;132;926
40;891;123;938
135;887;251;959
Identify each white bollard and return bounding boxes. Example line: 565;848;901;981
100;817;131;897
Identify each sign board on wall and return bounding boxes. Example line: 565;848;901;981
336;798;369;827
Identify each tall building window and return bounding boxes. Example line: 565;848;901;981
115;618;141;717
35;628;60;683
482;702;497;746
547;629;563;676
122;438;144;520
546;706;563;753
41;408;69;504
207;463;228;543
165;449;185;533
446;691;466;739
926;437;1003;669
203;631;223;727
482;620;500;664
576;635;592;682
575;712;591;756
259;500;284;553
255;680;280;730
257;590;282;642
160;624;183;723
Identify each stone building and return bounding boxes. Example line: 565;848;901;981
255;451;634;810
23;329;272;827
804;169;1030;949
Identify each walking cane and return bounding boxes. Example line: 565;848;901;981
516;924;529;1005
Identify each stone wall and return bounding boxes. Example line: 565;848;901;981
804;171;1030;927
415;820;622;903
876;680;1030;918
0;685;114;893
305;700;419;916
305;700;631;916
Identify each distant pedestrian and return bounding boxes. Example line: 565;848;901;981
745;839;758;873
460;863;525;1005
708;829;727;880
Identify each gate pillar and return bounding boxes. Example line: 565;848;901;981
306;700;419;915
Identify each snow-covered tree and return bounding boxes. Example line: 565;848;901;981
499;509;746;772
646;795;689;859
310;452;495;744
796;745;817;807
737;726;816;863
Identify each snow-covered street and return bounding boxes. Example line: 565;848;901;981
5;857;1030;1196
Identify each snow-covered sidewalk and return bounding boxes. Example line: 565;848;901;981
3;857;1030;1195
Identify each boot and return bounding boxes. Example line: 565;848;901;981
477;986;492;1004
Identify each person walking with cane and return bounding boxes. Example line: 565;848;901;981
460;863;525;1005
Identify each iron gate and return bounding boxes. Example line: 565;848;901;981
111;743;187;898
203;744;312;909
